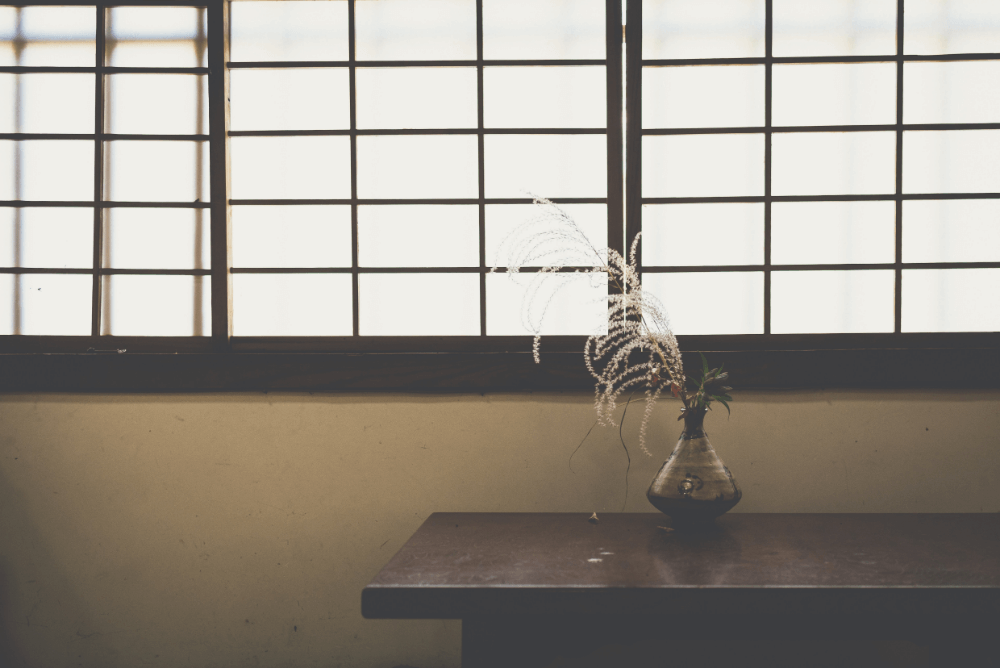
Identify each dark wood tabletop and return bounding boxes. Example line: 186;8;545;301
362;512;1000;619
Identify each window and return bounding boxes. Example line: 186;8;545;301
2;0;999;390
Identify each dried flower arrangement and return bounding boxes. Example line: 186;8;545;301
492;198;732;455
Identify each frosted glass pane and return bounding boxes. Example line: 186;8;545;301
104;208;208;270
230;136;351;200
903;130;1000;194
903;200;1000;263
358;205;479;267
107;74;207;135
772;64;896;126
0;6;95;67
230;69;350;131
357;136;478;199
905;0;1000;55
642;0;765;59
642;66;764;129
772;132;895;196
360;273;479;335
643;272;764;334
355;0;476;61
483;0;605;60
772;201;895;264
230;1;348;62
233;273;352;336
107;7;206;68
772;0;896;56
356;68;476;130
904;62;1000;124
232;206;352;268
486;272;607;335
486;203;607;268
485;66;606;129
642;135;764;197
642;203;763;266
0;74;93;134
104;275;209;336
903;269;1000;332
0;273;91;335
0;207;92;268
106;141;209;202
485;134;607;198
772;270;894;333
0;140;93;201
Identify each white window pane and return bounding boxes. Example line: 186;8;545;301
230;1;349;62
356;68;477;130
642;0;765;59
231;136;351;200
0;73;94;134
772;64;896;127
233;273;352;336
642;203;763;266
903;130;1000;194
107;74;208;135
773;0;896;56
483;0;605;59
230;69;349;132
485;66;606;129
355;0;476;61
772;132;895;196
0;273;91;335
903;200;1000;263
0;6;95;67
358;205;479;267
642;135;764;197
357;136;478;199
903;269;1000;332
103;275;209;336
485;134;607;198
486;271;607;335
642;66;764;129
772;270;894;333
643;271;764;334
0;140;93;201
104;208;208;270
772;201;896;265
0;207;92;268
106;141;209;202
486;203;607;268
905;0;1000;55
107;7;207;68
904;62;1000;125
232;205;352;268
360;273;479;335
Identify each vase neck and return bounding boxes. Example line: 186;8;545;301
681;408;708;439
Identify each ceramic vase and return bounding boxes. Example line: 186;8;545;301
646;407;741;526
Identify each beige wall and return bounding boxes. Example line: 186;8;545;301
1;390;998;667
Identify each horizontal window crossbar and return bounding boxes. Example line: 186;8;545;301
0;66;209;74
0;201;211;208
642;123;1000;135
228;128;607;137
228;198;608;206
642;193;1000;204
0;133;209;141
642;53;1000;67
229;266;599;274
227;59;607;69
641;262;1000;273
0;267;211;275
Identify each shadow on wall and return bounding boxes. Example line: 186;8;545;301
0;466;114;668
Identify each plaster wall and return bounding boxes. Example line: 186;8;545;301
1;390;998;667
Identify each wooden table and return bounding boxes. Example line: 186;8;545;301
362;513;1000;667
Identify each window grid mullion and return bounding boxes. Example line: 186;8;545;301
763;0;773;335
476;0;486;337
91;3;106;337
348;0;359;337
894;0;905;334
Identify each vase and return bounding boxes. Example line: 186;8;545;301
646;407;741;527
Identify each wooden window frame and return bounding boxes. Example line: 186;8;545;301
1;0;998;391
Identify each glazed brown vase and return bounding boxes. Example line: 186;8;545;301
646;407;741;527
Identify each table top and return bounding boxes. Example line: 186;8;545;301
362;513;1000;618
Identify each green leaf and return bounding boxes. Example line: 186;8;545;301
700;352;709;376
713;395;731;417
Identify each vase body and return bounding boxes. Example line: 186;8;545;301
646;407;741;526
